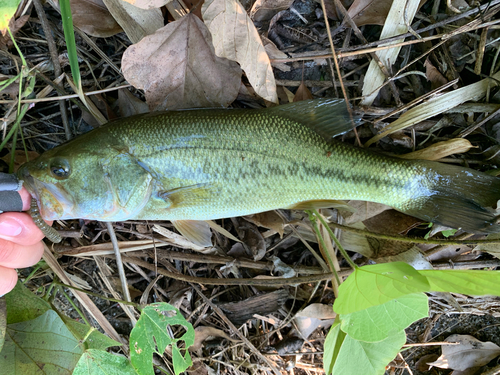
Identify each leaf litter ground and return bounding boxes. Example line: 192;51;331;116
3;0;500;374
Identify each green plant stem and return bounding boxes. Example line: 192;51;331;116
327;221;500;245
22;262;44;284
59;0;80;89
307;211;341;285
312;210;358;270
58;286;91;326
53;281;138;307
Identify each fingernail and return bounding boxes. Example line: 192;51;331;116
0;219;22;236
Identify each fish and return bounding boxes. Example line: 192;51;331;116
17;98;500;245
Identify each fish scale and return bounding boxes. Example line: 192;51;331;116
17;99;500;234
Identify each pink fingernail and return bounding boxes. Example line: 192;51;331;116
0;220;22;236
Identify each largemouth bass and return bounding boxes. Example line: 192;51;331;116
17;99;500;244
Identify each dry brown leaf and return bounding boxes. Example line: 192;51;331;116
424;58;448;89
122;13;242;111
102;0;164;43
122;0;173;9
250;0;294;22
0;75;20;100
70;0;122;37
366;70;500;146
262;36;290;72
231;217;266;261
360;0;421;105
341;201;391;225
473;233;500;260
293;82;313;101
398;138;474;161
347;0;393;26
202;0;278;103
191;326;236;352
0;15;29;49
293;303;336;339
315;0;354;20
117;88;149;117
428;334;500;371
348;0;426;26
244;211;285;237
2;150;40;172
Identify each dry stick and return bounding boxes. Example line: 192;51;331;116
42;243;127;351
0;84;132;104
32;0;71;141
332;0;403;107
105;222;132;304
320;0;361;147
340;0;500;53
372;79;458;125
121;255;346;286
368;11;500;109
271;8;500;64
326;222;500;245
189;283;282;375
459;105;500;138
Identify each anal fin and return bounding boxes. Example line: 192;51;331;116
285;199;355;212
172;220;213;247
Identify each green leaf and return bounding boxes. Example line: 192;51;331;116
59;0;81;88
419;270;500;296
323;319;346;374
1;310;83;374
73;349;138;375
62;316;122;351
334;262;430;314
340;293;429;342
0;0;22;31
5;281;51;324
324;324;406;375
130;303;195;375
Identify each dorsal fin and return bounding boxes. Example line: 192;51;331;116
262;98;361;139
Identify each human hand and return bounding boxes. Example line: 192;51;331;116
0;187;51;296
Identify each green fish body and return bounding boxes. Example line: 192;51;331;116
18;99;500;240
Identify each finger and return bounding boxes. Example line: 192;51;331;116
0;212;51;246
0;238;44;269
19;187;32;211
0;265;18;296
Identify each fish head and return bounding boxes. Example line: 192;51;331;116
17;135;151;221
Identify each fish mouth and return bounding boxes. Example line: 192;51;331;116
17;164;75;220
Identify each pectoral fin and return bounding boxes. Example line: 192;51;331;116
172;220;212;247
158;183;217;209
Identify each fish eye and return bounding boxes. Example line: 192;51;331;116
49;158;71;180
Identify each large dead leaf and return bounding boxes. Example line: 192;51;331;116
347;0;426;26
191;326;237;353
398;138;473;161
293;303;336;339
202;0;278;103
428;334;500;371
424;58;448;90
70;0;122;38
360;0;421;105
122;13;242;111
122;0;173;9
347;0;393;26
102;0;164;43
250;0;294;22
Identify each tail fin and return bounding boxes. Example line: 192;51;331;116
401;162;500;233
